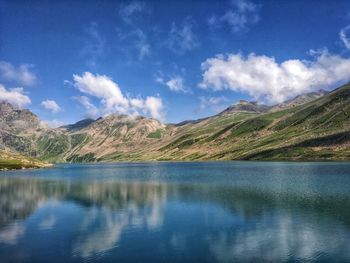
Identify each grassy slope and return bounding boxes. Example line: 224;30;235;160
0;149;52;170
154;83;350;161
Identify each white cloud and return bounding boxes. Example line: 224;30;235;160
81;22;106;67
119;1;148;24
340;25;350;50
72;72;164;121
166;77;185;92
156;75;188;93
0;61;37;86
155;72;191;93
0;84;31;108
209;0;260;33
200;96;227;111
144;96;164;120
200;50;350;103
41;99;61;113
74;96;99;118
167;17;199;55
73;72;129;112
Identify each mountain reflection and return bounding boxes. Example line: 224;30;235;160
0;175;350;261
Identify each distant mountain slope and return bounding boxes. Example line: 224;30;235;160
61;118;96;131
1;84;349;162
219;100;271;115
271;89;329;111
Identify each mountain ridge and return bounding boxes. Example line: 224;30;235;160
1;85;349;162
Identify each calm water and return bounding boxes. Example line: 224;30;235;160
0;162;350;262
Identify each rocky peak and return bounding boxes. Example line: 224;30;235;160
0;101;43;131
0;101;16;121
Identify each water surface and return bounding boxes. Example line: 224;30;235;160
0;162;350;262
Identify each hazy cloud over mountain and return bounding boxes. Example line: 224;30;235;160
0;84;31;108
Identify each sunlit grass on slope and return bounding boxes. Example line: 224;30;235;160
0;149;52;170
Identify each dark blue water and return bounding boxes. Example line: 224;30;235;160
0;162;350;262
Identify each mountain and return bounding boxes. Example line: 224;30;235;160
219;100;271;115
29;114;168;162
0;101;47;156
0;101;43;134
271;89;329;111
0;84;349;163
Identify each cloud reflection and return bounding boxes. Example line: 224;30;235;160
71;182;167;258
0;222;25;245
39;215;57;231
208;211;350;262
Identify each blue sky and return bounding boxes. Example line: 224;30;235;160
1;0;350;125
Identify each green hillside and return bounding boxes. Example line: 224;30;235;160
0;149;52;170
159;83;350;161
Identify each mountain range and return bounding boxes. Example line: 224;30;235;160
0;83;349;168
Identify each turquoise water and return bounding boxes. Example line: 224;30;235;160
0;162;350;262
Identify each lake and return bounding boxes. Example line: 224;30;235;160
0;162;350;262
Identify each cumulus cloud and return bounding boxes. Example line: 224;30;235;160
72;72;164;121
41;99;61;113
73;72;128;112
340;25;350;50
143;96;164;120
0;84;31;108
0;61;37;86
209;0;260;33
167;17;199;55
200;50;350;103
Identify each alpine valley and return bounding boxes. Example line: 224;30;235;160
1;82;350;168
